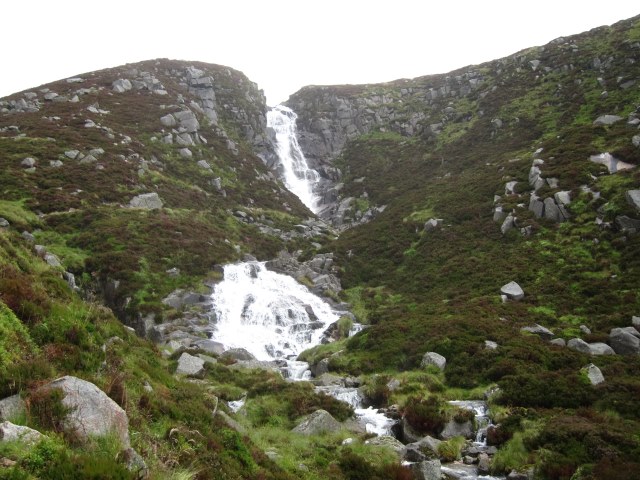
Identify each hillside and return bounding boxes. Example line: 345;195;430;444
1;14;640;480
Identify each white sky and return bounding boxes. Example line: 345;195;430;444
1;1;638;106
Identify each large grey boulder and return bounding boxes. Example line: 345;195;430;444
291;409;342;435
421;352;446;370
500;281;524;301
42;376;129;446
609;328;640;355
441;419;474;439
0;394;26;421
176;352;205;376
129;192;163;209
582;364;605;385
0;421;44;444
411;459;441;480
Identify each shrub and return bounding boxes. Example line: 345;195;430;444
403;396;446;436
437;436;465;462
26;387;71;434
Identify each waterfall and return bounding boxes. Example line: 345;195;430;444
210;261;339;361
267;105;320;212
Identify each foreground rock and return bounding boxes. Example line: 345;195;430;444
291;409;342;435
0;421;44;444
39;376;129;446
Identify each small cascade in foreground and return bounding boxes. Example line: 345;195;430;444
316;385;395;436
441;400;504;480
267;105;320;212
210;261;339;362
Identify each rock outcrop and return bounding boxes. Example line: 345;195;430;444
38;376;129;446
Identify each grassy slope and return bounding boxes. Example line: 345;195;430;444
299;16;640;479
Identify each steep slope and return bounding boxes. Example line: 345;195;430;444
0;59;325;329
290;15;640;479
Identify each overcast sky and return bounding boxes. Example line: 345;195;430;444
1;1;638;105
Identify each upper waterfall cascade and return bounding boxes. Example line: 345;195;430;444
267;105;321;212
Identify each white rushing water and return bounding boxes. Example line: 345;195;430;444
267;105;320;212
210;261;339;361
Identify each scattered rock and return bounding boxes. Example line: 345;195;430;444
193;339;225;355
615;215;640;234
118;447;149;479
129;193;163;210
0;218;8;228
582;363;605;385
176;353;205;376
609;327;640;355
521;324;554;340
197;160;211;169
0;421;44;444
550;338;566;347
221;348;256;362
179;148;193;158
567;338;591;354
0;395;26;421
364;435;405;456
590;153;635;174
441;419;474;440
593;115;623;126
39;376;129;446
626;190;640;212
21;157;36;168
424;218;443;232
411;459;441;480
112;79;133;93
587;343;615;356
291;409;342;435
484;340;498;350
160;114;177;128
421;352;446;370
500;281;524;301
477;453;491;475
